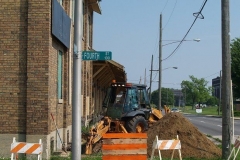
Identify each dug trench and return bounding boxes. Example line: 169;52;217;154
89;112;222;159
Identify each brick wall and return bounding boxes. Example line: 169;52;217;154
0;0;28;134
0;0;98;158
26;0;51;135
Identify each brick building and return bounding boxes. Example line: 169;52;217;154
0;0;126;159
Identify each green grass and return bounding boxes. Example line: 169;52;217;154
181;105;222;116
0;157;224;160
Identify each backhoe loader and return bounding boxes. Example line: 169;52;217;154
85;80;164;154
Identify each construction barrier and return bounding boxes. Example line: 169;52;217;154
150;135;182;160
10;137;43;160
102;133;147;160
228;136;240;160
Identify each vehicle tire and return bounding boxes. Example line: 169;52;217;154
125;115;148;133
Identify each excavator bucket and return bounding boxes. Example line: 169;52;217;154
149;108;163;123
151;107;163;119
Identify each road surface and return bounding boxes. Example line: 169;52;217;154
183;113;240;143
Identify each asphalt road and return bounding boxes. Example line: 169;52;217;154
183;113;240;142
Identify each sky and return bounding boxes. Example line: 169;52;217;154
93;0;240;91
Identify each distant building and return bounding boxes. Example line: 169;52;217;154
172;89;184;107
212;76;221;99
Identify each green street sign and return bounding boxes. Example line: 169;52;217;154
82;51;112;61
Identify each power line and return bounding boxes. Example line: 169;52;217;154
163;0;178;30
161;0;169;13
203;71;220;79
162;0;208;61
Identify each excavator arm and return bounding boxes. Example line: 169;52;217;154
85;116;129;154
85;117;111;154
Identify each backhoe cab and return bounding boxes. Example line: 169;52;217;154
85;81;163;154
103;81;152;131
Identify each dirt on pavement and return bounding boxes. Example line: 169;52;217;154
147;112;222;159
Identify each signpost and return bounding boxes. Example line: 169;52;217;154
82;51;112;61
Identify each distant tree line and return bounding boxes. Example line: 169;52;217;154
150;75;218;109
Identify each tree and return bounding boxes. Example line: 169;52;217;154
206;96;219;106
231;37;240;99
161;88;174;107
181;75;211;109
150;90;158;107
150;88;174;107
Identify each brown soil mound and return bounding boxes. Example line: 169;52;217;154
147;112;222;159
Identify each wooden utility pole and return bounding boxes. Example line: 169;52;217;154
158;14;162;111
221;0;231;159
149;55;153;102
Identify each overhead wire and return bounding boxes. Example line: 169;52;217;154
161;0;169;13
162;0;208;61
203;71;220;79
163;0;177;30
146;0;178;87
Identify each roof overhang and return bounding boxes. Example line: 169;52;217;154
88;0;101;14
93;60;126;87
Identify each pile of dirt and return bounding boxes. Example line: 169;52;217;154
147;112;222;159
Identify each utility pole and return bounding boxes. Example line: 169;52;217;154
149;55;153;102
158;14;162;111
221;0;231;159
144;68;146;85
72;0;83;159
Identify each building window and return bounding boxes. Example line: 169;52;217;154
58;50;63;100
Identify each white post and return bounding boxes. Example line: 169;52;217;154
11;137;16;160
38;139;42;160
231;80;235;156
150;136;157;160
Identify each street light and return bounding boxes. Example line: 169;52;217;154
162;39;200;46
162;66;178;71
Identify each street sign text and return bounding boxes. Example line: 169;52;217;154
82;51;112;61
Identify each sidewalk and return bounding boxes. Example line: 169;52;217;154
209;135;239;145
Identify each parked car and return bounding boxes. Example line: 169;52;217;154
171;108;180;112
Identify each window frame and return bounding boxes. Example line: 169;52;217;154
58;50;63;103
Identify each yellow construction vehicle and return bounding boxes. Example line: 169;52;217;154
85;81;164;154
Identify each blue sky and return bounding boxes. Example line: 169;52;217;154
93;0;240;91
